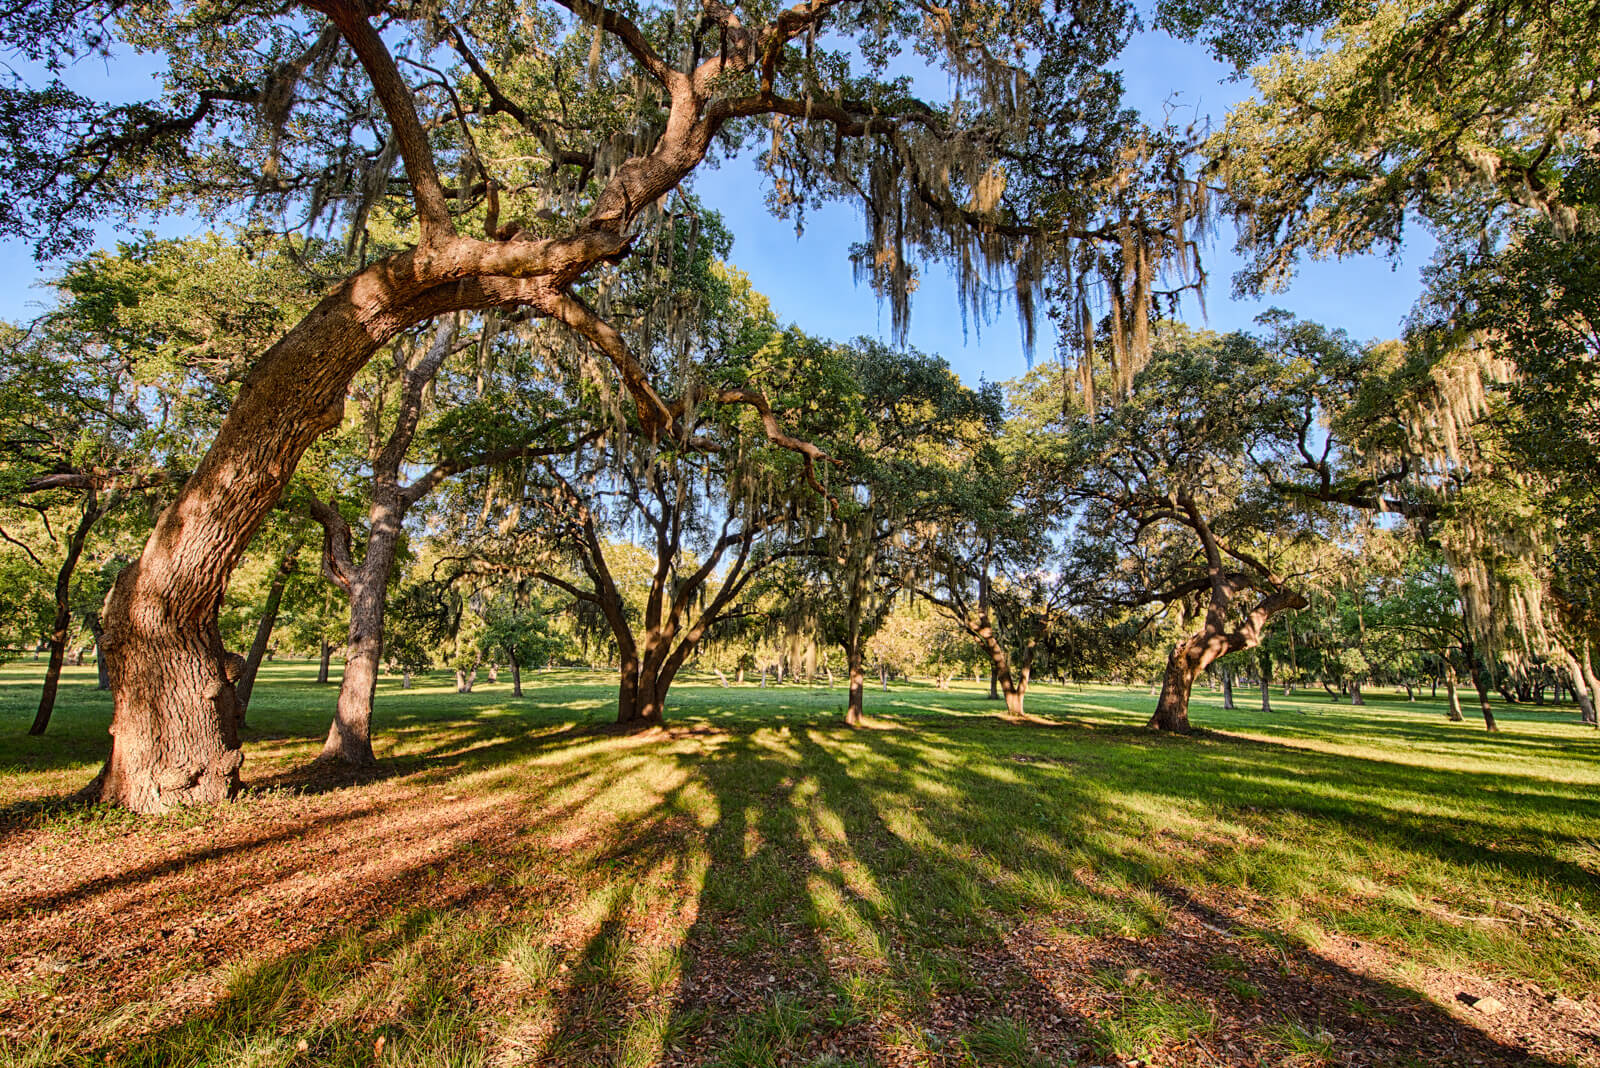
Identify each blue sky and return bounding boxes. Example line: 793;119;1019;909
0;26;1436;386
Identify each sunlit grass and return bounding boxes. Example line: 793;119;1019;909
0;660;1597;1065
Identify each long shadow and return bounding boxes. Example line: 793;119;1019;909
3;728;687;1067
5;686;1595;1066
645;728;1096;1066
793;722;1571;1066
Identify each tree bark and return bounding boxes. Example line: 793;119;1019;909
1221;666;1235;709
618;654;668;725
91;613;110;691
31;491;105;735
1151;637;1203;732
317;638;334;684
510;652;522;697
313;490;405;766
845;635;864;727
1444;662;1464;721
235;537;302;720
1463;642;1498;731
1349;677;1365;706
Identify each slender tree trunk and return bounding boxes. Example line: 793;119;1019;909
235;538;301;721
511;652;522;698
321;507;401;765
845;636;865;727
1261;671;1272;714
91;614;110;691
880;661;889;692
736;666;745;684
1444;662;1464;721
1221;666;1235;709
988;663;1000;700
617;651;642;724
1464;644;1498;732
317;639;333;684
31;492;102;736
1564;649;1598;726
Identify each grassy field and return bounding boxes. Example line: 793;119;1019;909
0;660;1597;1067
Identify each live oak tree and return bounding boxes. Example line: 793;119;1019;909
1164;0;1600;720
799;339;999;724
910;431;1074;718
494;321;838;725
479;585;563;697
1368;551;1516;729
307;314;590;763
1255;311;1598;725
1420;158;1600;723
1058;325;1315;732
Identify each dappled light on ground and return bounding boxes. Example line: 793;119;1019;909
1;663;1597;1066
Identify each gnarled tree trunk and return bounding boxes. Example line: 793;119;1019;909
1150;587;1307;733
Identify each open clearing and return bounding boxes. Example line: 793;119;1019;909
2;663;1597;1067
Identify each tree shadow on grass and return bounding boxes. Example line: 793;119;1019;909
651;727;1093;1067
0;730;709;1067
771;721;1577;1066
0;701;1592;1067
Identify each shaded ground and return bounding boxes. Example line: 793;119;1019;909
1;663;1597;1067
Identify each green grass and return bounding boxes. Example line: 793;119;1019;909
1;659;1598;1066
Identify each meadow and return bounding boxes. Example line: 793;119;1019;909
0;661;1597;1067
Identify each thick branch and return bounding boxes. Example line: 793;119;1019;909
307;496;356;593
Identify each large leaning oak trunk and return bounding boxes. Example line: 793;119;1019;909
1149;586;1306;733
94;246;616;809
95;282;390;810
1148;498;1306;734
